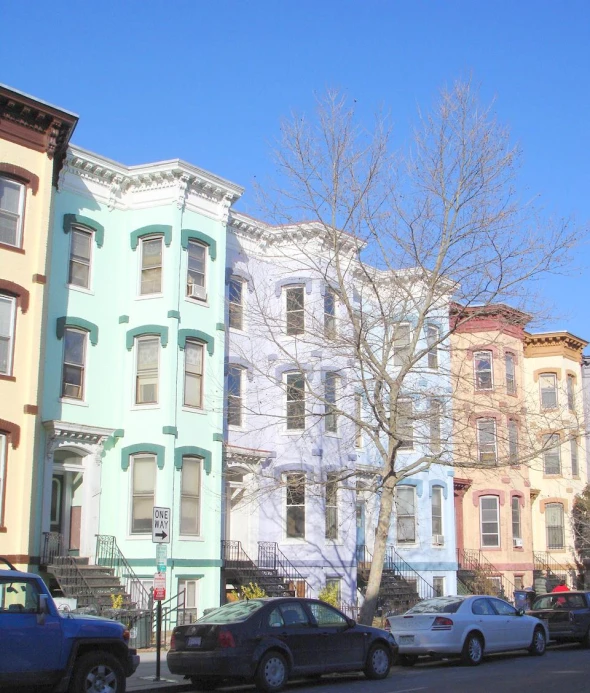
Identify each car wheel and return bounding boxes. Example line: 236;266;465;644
255;650;288;693
580;628;590;649
461;632;484;666
190;677;219;691
398;654;418;667
69;651;125;693
528;627;546;656
364;643;392;680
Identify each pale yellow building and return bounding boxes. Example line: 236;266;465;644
0;85;77;569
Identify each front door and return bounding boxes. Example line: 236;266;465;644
50;475;63;534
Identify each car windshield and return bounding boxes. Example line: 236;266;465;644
405;598;464;614
196;599;266;624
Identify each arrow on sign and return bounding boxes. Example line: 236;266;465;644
154;531;168;540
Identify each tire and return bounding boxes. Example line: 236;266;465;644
254;650;288;693
528;627;546;656
398;654;418;667
69;651;125;693
190;677;218;691
364;643;392;680
461;632;484;666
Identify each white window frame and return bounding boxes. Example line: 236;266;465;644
285;372;305;431
285;286;305;336
0;433;6;526
285;472;306;539
505;352;516;395
324;287;337;340
130;454;156;535
474;350;493;390
186;240;207;301
68;225;93;290
183;339;204;409
324;372;338;434
546;503;565;550
135;336;160;406
139;236;163;296
61;327;87;401
431;486;443;539
397;399;414;450
180;456;201;536
542;433;561;475
227;366;243;427
228;277;244;330
477;418;497;465
0;177;25;248
0;294;16;377
396;486;416;544
178;578;199;623
539;373;558;409
426;324;439;369
325;473;338;541
393;323;411;366
480;495;500;548
567;374;575;411
512;496;522;542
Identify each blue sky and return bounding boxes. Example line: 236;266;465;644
2;0;588;342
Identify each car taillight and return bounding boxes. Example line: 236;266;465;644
169;632;176;651
432;616;453;630
217;629;236;648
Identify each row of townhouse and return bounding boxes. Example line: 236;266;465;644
1;84;589;619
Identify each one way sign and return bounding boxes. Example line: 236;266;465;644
152;506;170;544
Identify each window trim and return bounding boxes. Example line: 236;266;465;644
134;335;160;407
183;339;204;410
60;327;88;401
138;235;163;297
186;239;208;302
179;456;202;536
285;372;306;431
285;285;305;336
511;495;522;542
474;350;494;391
285;472;306;540
0;294;16;377
480;495;500;548
130;453;156;535
431;486;443;539
0;176;25;249
545;502;565;550
539;373;558;410
396;485;416;544
67;225;94;291
476;417;497;465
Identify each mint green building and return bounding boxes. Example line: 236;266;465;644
37;145;242;616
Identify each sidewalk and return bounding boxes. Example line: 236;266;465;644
126;651;192;693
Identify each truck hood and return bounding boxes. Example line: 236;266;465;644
60;612;126;638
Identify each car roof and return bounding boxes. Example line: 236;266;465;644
0;568;39;579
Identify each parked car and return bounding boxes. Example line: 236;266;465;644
0;559;139;691
167;597;398;692
527;591;590;646
386;595;547;666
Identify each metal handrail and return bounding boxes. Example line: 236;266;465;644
533;552;575;588
50;555;99;609
457;548;516;599
41;532;64;566
356;544;435;600
257;542;313;598
95;535;152;609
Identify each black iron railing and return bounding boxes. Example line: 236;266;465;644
457;548;515;599
534;552;576;589
41;532;64;566
50;555;99;608
95;535;152;609
257;542;313;598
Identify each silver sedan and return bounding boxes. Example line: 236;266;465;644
386;595;548;666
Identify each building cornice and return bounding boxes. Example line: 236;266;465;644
43;419;115;445
524;331;589;360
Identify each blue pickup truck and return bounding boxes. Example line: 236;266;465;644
0;560;139;692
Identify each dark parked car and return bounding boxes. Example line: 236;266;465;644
167;597;398;692
528;591;590;646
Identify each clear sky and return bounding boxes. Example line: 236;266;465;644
2;0;588;343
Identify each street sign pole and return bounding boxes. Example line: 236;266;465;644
155;600;162;681
151;508;170;684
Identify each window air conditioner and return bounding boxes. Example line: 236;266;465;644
513;537;523;548
432;534;445;546
189;283;207;300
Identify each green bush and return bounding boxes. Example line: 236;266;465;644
318;583;339;607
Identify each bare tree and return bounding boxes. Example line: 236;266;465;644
227;80;580;624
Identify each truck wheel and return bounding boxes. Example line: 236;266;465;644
70;651;125;693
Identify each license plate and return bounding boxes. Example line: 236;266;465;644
187;636;202;647
400;635;415;644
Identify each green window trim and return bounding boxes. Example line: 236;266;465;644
163;426;178;436
178;329;214;356
126;325;168;350
174;446;212;475
181;229;217;260
130;225;173;250
121;443;165;471
56;317;99;346
63;214;105;248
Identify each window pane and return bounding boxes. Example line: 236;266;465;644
427;325;439;368
229;279;243;330
567;375;575;410
508;420;518;463
505;353;516;394
286;373;305;429
325;474;338;540
477;418;497;464
571;439;579;476
184;342;203;408
474;351;493;390
430;399;441;453
184;373;202;408
394;323;410;366
0;433;6;522
286;474;305;539
0;179;21;213
136;337;159;404
432;487;443;535
540;374;557;409
512;496;521;540
286;287;305;335
132;498;154;533
546;504;564;549
480;496;499;547
134;456;156;493
180;457;200;536
0;296;15;375
64;329;86;366
325;372;337;433
543;434;561;474
324;288;336;339
0;179;23;246
228;366;243;426
187;242;206;293
397;487;415;543
181;498;199;534
397;399;413;449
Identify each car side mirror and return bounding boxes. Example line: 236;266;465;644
517;608;525;617
346;617;356;628
37;594;48;625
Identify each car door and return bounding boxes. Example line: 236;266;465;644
0;577;63;686
470;597;504;651
489;598;531;648
305;600;366;670
265;601;320;674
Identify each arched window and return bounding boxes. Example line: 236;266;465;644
480;495;500;547
474;351;493;390
546;503;565;549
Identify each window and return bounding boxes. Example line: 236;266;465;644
0;294;16;376
324;578;341;604
131;454;156;533
0;177;24;247
180;456;201;535
139;236;162;295
393;323;410;366
397;399;413;449
285;473;305;538
227;366;243;427
324;287;336;339
286;372;305;430
514;575;524;590
546;503;565;549
505;352;516;394
430;399;442;453
433;577;445;598
474;351;493;390
477;418;497;465
309;601;348;627
355;393;363;448
0;578;42;613
68;227;92;289
135;336;159;405
0;433;6;525
542;433;561;475
184;340;204;409
187;240;207;300
396;486;416;543
508;419;519;463
567;375;575;410
325;473;338;540
512;496;522;542
571;438;579;477
427;324;439;369
480;496;500;547
540;373;557;409
286;286;304;335
178;579;198;624
228;278;244;330
324;372;338;433
61;328;87;400
431;487;443;538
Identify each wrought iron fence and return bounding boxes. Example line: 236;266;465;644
384;546;436;601
257;542;313;598
50;555;98;608
41;532;64;566
533;552;576;589
457;548;515;600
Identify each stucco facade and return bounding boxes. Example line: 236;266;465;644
0;85;77;569
37;145;242;615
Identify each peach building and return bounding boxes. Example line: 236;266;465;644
0;85;77;569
